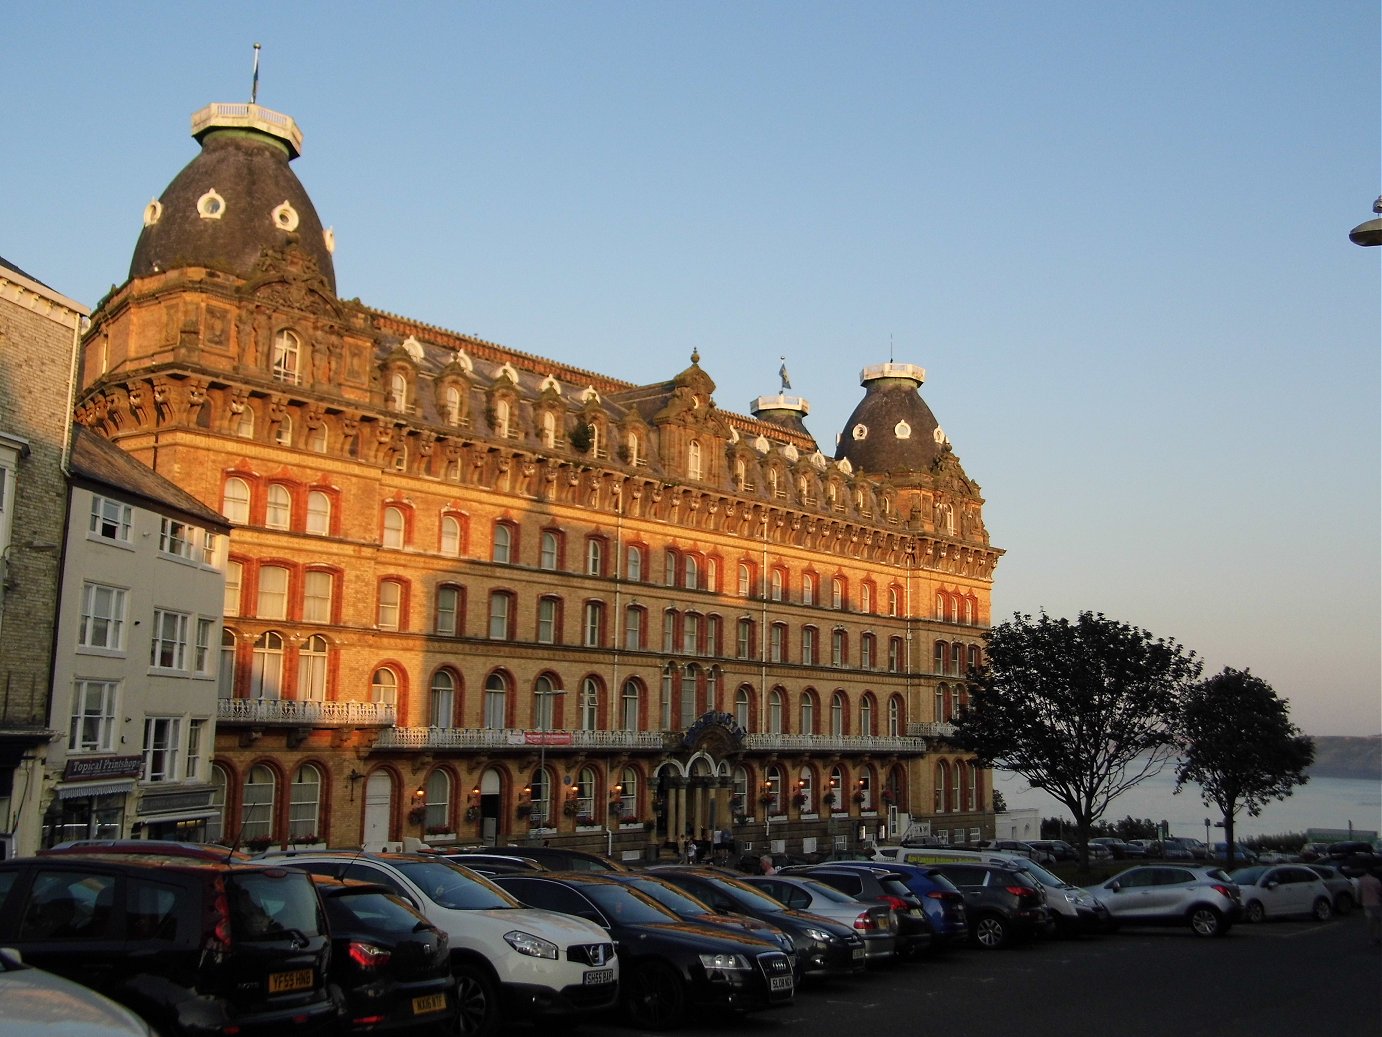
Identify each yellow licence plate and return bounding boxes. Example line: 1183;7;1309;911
412;993;449;1015
268;969;315;994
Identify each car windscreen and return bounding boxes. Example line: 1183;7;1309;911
1014;860;1067;888
1228;866;1268;884
228;870;325;939
622;877;715;916
710;876;798;914
394;860;522;910
579;883;682;925
797;879;859;905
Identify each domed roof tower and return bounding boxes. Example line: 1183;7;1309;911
129;102;335;293
834;363;947;477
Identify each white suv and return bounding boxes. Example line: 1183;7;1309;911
269;851;618;1036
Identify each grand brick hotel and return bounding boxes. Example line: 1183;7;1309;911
71;98;1002;858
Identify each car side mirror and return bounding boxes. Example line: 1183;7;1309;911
1107;881;1121;892
1265;881;1278;890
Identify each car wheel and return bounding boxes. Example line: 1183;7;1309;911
1189;906;1226;937
623;960;687;1030
1334;892;1354;916
973;914;1010;950
453;962;500;1037
1244;900;1265;924
1312;897;1333;922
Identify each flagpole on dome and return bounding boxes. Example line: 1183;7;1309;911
250;42;261;104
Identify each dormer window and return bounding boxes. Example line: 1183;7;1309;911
688;440;702;480
389;372;408;412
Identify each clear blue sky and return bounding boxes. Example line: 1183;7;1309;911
6;3;1378;735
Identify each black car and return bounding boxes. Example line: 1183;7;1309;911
925;862;1049;949
648;866;867;979
472;844;628;872
798;860;970;946
494;872;795;1028
313;875;453;1033
782;865;932;958
0;852;338;1037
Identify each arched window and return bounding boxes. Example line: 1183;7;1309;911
888;636;903;673
242;764;276;842
626;432;641;467
540;411;556;448
440;514;463;556
769;569;784;602
540;530;560;571
860;633;875;670
222;477;250;523
377;579;403;630
425;770;452;832
663;549;678;587
736;618;754;659
389;371;408;412
796;767;814;813
272;329;301;384
235;404;255;440
576;767;596;822
860;695;874;736
684;555;699;591
586;538;604;576
537;597;559;644
800;689;816;734
289;764;322;841
224;560;243;617
306;490;331;535
888;586;900;617
801;573;816;606
888;695;902;736
659;667;674;729
445;386;463;425
831;577;845;610
207;764;229;843
579;676;600;731
620;679;640;731
430;670;456;728
764;765;784;814
219;628;237;699
682;612;700;656
531;763;552;828
583;602;604;647
251;632;284;699
768;688;784;734
618;767;638;818
275;413;293;447
688;440;702;480
626;545;643;582
382;506;405;549
706;665;721;712
298;633;328;702
949;761;962;812
307;423;328;453
860;583;873;614
935;763;948;812
494;399;511;438
831;628;846;667
735;685;751;729
830;691;846;736
371;667;398;706
484;672;509;728
534;675;560;730
488;592;513;640
258;565;288;620
738;562;752;597
492;522;513;564
265;485;291;530
435;585;462;637
623;605;645;650
705;558;718;592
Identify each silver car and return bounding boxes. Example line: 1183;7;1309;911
1088;865;1241;937
1229;865;1334;923
742;875;898;963
0;948;155;1037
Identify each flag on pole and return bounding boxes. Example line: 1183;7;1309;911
778;358;792;391
251;43;261;104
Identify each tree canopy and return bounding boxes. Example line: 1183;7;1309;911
1175;667;1314;867
954;610;1202;867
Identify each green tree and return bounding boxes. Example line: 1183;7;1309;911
954;611;1201;869
1175;668;1314;868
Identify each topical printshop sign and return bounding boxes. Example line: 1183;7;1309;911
63;755;144;780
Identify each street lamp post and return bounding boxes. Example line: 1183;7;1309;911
534;687;567;834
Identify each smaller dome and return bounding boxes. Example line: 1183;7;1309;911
834;362;946;475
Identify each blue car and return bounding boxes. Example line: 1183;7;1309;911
794;861;969;946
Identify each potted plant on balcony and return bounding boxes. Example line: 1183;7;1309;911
852;789;867;805
464;806;479;823
821;790;838;809
246;835;274;853
791;791;808;810
563;800;579;818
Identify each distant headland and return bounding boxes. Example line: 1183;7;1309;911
1309;735;1381;781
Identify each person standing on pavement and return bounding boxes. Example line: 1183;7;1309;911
1359;866;1382;946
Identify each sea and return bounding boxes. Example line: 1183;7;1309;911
993;766;1382;842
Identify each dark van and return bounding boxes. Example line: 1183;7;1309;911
0;853;338;1037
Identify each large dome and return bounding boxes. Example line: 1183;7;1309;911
129;103;335;293
834;363;947;476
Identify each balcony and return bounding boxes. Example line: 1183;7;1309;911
372;727;664;751
910;721;957;739
217;698;396;727
744;733;928;753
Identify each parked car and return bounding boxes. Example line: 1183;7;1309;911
0;947;156;1037
1083;841;1113;862
801;860;969;946
601;872;800;963
1028;839;1079;863
478;844;627;872
1090;865;1241;937
1091;838;1146;860
778;866;929;958
647;866;867;979
1304;863;1357;915
741;874;898;963
264;850;618;1036
924;862;1049;949
312;875;454;1033
432;851;546;876
0;852;338;1037
1213;842;1259;865
39;839;249;861
1158;838;1199;861
1228;865;1334;923
1319;841;1381;878
990;840;1056;864
493;872;795;1028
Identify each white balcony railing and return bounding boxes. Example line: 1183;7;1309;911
217;698;396;726
743;733;928;753
372;727;664;751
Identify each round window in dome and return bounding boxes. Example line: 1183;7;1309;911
852;423;868;440
197;189;226;220
143;199;163;227
271;201;300;232
894;420;912;439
